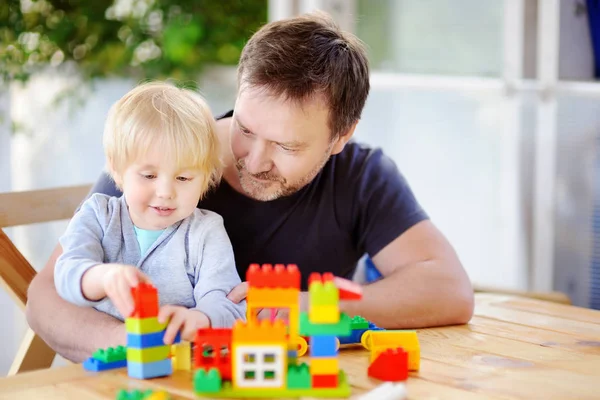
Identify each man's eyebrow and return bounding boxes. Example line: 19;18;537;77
236;115;307;148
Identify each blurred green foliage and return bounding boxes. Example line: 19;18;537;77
0;0;267;84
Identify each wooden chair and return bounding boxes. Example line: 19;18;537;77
0;184;91;375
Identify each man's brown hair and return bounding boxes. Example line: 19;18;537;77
237;11;370;138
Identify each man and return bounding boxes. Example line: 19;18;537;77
26;12;473;363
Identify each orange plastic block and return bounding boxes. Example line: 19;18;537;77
247;287;299;307
232;319;287;344
368;348;408;381
246;263;300;289
311;374;338;388
333;277;363;300
130;283;158;318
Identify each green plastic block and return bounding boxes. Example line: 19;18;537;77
309;281;339;306
94;345;126;363
287;363;311;389
115;389;153;400
195;370;351;398
299;312;351;337
194;368;222;393
350;316;369;330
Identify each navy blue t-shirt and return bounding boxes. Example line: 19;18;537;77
90;111;428;289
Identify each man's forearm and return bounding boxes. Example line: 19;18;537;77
340;260;474;329
26;246;126;363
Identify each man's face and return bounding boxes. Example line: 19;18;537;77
230;85;348;201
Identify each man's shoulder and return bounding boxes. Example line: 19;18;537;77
328;141;394;181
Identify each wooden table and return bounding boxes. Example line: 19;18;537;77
1;293;600;399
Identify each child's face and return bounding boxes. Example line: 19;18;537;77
117;145;204;230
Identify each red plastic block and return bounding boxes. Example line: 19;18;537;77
130;283;158;318
333;277;363;300
368;348;408;382
195;328;233;380
246;263;300;289
312;374;338;388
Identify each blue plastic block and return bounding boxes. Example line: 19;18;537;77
127;331;180;348
338;329;365;345
83;357;127;371
309;335;338;357
127;359;172;379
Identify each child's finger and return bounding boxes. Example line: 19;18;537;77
117;276;135;317
158;305;177;324
124;267;140;287
163;312;184;345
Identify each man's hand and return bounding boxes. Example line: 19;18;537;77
227;281;249;304
158;305;210;344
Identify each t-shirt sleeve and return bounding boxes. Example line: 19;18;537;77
350;147;429;257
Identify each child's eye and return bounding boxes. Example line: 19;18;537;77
142;174;156;179
176;176;191;182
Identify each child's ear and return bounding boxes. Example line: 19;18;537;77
106;161;123;189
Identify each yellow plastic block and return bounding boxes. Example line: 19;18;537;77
309;280;339;306
172;341;191;371
125;317;166;334
364;330;420;371
309;304;339;323
232;319;287;344
247;287;299;308
127;345;170;363
309;357;339;375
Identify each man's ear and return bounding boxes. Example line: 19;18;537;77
331;120;359;155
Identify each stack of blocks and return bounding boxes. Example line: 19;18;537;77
307;273;341;388
125;283;177;379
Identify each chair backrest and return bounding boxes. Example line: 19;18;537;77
0;184;91;375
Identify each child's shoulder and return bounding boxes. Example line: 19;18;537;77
80;193;123;216
183;208;225;230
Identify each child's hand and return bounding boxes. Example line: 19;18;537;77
102;264;151;318
158;305;210;344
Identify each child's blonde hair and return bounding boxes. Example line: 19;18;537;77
103;81;222;197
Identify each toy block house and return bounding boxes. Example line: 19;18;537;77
231;319;288;389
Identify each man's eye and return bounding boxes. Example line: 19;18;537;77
278;144;297;153
241;128;253;136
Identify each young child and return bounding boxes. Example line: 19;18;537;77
54;82;245;344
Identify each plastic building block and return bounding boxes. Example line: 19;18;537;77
93;345;126;363
368;348;408;381
310;358;338;375
115;389;172;400
350;316;369;330
195;328;233;380
232;319;287;343
299;312;351;337
194;368;222;392
246;263;300;289
311;373;338;388
287;363;311;389
127;345;170;363
125;317;167;335
172;341;191;371
309;276;339;306
309;304;340;324
115;389;153;400
333;277;363;300
127;331;180;348
83;357;127;372
195;370;351;398
247;287;299;308
130;282;159;318
309;336;338;357
127;359;172;379
364;331;420;371
359;382;407;400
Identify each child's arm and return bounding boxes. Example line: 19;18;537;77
54;196;108;306
193;216;246;328
54;195;149;317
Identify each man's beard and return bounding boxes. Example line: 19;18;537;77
235;148;332;202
